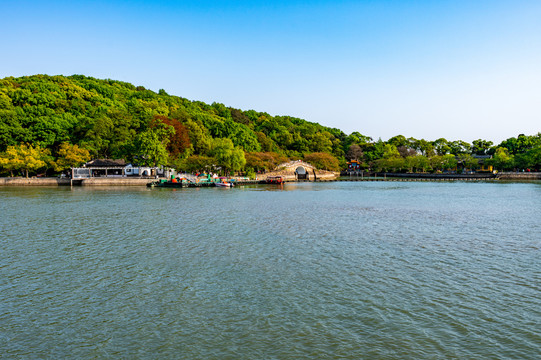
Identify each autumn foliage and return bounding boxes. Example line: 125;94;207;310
150;115;191;158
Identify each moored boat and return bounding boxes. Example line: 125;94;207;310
215;181;233;187
265;176;284;184
148;178;188;188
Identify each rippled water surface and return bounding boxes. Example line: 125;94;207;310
1;182;540;359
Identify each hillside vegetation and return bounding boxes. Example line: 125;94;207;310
0;75;540;177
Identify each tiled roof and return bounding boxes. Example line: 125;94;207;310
84;159;127;167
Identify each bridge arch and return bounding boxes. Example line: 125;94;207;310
295;166;308;180
261;160;338;182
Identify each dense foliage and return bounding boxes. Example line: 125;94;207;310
0;75;540;177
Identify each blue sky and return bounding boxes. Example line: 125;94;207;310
2;0;540;144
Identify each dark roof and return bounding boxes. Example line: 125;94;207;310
84;159;127;167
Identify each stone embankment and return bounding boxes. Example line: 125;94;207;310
259;170;339;182
497;172;541;180
260;160;339;181
2;172;538;186
0;178;71;186
341;172;541;181
0;177;152;186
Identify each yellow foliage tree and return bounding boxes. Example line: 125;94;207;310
54;143;91;172
0;146;25;177
303;152;340;171
0;144;51;178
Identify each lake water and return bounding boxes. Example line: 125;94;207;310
1;181;540;359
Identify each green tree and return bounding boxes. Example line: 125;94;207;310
255;131;278;152
498;133;541;155
404;155;429;173
344;131;372;146
210;138;246;174
375;157;399;172
387;135;409;148
442;154;458;171
184;119;212;154
415;155;430;172
491;147;514;171
517;146;541;170
471;139;494;155
380;156;405;172
363;139;385;169
309;131;333;153
433;138;451;156
449;140;471;155
416;139;435;157
181;155;216;173
134;123;174;167
433;154;458;172
458;154;479;172
382;144;400;159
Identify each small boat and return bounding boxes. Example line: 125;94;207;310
148;178;187;188
265;176;284;184
215;181;233;187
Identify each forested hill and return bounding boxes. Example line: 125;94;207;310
0;74;350;173
0;74;540;177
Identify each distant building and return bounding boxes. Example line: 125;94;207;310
346;160;362;172
474;155;493;173
72;159;171;179
456;155;493;173
343;159;364;175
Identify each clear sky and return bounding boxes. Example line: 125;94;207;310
2;0;540;144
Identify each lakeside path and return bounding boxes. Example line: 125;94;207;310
1;172;540;186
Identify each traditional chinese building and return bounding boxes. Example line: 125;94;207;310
72;159;170;179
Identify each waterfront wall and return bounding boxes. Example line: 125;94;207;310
0;177;152;186
77;178;151;186
377;172;496;180
261;160;340;181
497;172;541;180
2;172;538;186
260;170;339;182
343;172;541;181
0;178;71;186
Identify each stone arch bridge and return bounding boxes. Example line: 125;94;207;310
261;160;339;182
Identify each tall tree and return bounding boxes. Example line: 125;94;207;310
133;123;174;167
180;155;216;173
458;154;479;172
0;143;51;177
471;139;494;155
433;138;451;156
304;152;340;171
449;140;472;155
491;147;514;171
151;115;191;158
346;144;364;161
210;138;246;174
54;142;91;172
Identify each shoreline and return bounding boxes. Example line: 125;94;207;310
1;172;540;187
0;177;152;186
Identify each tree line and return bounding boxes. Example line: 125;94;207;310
347;134;541;173
0;75;539;177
